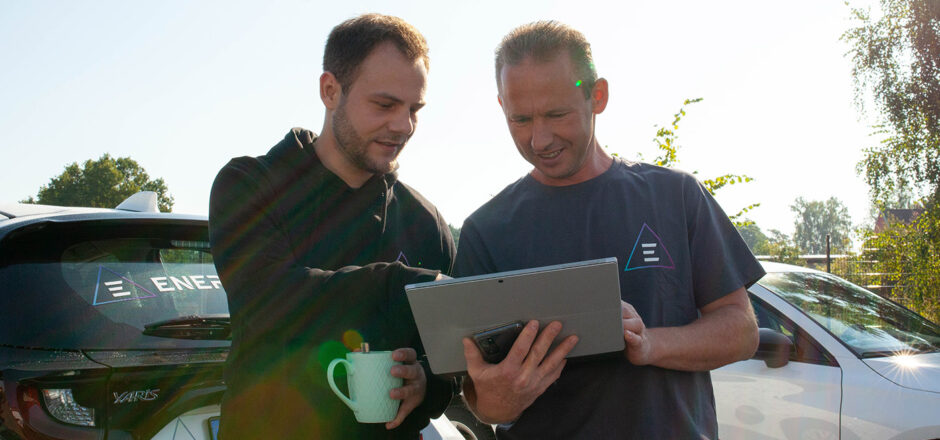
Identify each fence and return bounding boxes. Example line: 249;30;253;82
756;252;939;323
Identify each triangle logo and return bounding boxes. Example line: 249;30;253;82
92;266;158;305
625;223;676;271
396;251;411;266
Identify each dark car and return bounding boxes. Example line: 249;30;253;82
0;193;468;440
0;193;229;440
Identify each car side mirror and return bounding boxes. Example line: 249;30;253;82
753;328;793;368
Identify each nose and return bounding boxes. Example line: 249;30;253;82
388;108;415;136
530;118;553;151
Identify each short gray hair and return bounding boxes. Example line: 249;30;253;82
494;21;597;99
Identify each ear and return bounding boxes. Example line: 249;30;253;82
590;78;609;114
497;95;503;108
320;72;342;110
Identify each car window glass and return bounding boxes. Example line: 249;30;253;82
752;295;836;366
0;228;229;350
760;271;940;358
60;238;228;329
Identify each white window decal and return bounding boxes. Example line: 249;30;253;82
93;266;158;305
149;275;223;293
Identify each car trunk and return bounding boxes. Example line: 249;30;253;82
84;349;226;439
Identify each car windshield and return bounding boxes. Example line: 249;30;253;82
760;271;940;358
0;221;230;350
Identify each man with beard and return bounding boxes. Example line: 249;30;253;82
209;14;455;439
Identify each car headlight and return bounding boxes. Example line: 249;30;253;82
42;388;95;427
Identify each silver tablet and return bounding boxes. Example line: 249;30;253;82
405;257;625;376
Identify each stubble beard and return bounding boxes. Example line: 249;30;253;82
332;101;402;175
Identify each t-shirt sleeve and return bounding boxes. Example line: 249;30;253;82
684;176;766;309
453;217;498;277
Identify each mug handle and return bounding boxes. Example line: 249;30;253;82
327;358;356;411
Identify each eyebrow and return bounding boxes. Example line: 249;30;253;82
373;92;425;109
509;106;570;119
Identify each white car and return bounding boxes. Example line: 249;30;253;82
714;262;940;439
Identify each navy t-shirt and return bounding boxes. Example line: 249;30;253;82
454;158;765;439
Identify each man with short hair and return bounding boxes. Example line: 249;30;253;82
455;21;764;439
209;14;454;439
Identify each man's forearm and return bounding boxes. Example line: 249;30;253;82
641;291;758;371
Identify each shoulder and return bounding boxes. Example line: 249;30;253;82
608;158;707;201
214;128;317;186
609;158;698;185
393;180;444;220
463;175;529;226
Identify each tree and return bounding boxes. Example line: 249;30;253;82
843;0;940;321
23;154;174;212
735;221;769;252
790;197;854;254
734;221;803;264
843;0;940;207
760;229;803;266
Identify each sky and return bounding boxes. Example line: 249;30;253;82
0;0;881;238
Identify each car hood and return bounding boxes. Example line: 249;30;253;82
863;352;940;394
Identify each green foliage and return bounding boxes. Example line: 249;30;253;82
858;207;940;322
757;229;803;265
23;154;174;212
842;0;940;322
790;197;854;254
448;223;461;249
640;98;759;227
735;221;768;252
647;98;703;168
843;0;940;206
735;221;801;264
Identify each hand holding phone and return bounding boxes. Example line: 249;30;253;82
471;321;525;364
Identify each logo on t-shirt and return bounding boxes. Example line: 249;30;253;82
625;223;675;271
396;251;410;266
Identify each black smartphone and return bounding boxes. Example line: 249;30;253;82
471;321;525;364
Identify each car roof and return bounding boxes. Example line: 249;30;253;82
0;201;207;242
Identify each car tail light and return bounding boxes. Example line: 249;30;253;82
42;389;95;427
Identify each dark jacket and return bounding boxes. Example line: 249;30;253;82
209;128;456;439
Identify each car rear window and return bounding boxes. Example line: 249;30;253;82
0;219;230;350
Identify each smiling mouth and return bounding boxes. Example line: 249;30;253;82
537;149;562;159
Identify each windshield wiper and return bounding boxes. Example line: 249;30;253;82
860;350;896;358
143;314;231;340
860;344;940;358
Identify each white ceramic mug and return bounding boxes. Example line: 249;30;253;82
327;351;402;423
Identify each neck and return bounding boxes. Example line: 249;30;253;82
313;124;373;189
532;140;613;186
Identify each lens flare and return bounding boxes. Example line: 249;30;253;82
893;352;925;369
342;329;364;351
317;340;349;373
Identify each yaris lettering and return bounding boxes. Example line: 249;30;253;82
113;389;160;404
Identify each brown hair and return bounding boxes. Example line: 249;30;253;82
495;21;597;99
324;13;429;91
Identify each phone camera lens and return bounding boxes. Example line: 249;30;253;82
483;337;499;354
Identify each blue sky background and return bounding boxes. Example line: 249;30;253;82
1;0;878;238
